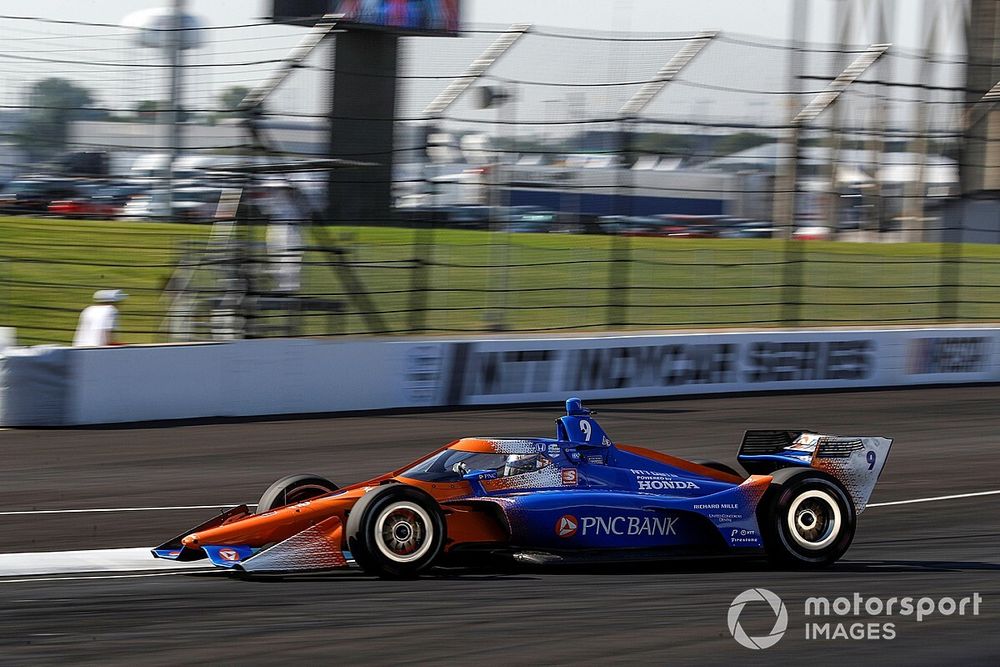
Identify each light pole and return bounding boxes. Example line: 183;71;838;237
477;84;516;331
165;0;184;222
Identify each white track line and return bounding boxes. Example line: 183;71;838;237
0;504;256;516
868;489;1000;508
2;570;212;585
0;547;211;578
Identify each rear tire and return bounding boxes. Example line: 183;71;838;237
346;485;445;579
256;474;338;513
759;470;856;568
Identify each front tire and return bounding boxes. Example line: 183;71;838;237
346;485;445;579
759;470;856;568
256;474;338;513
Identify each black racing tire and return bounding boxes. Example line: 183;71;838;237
758;469;856;568
690;459;745;479
256;474;338;513
346;485;446;579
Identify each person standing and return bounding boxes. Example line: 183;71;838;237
262;181;305;294
73;289;127;346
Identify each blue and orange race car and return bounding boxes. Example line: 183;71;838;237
153;398;892;577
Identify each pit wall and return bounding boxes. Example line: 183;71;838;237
0;328;994;425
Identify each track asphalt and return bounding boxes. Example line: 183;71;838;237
1;386;998;664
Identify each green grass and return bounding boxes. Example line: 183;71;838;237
2;215;999;345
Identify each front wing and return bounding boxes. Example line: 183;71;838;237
152;509;349;573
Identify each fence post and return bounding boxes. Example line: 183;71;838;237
938;208;962;322
778;123;803;327
407;118;438;334
407;221;433;334
607;118;633;329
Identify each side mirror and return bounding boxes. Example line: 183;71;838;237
460;468;497;497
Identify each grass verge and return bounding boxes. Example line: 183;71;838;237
1;216;997;344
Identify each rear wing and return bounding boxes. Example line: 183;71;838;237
738;430;892;513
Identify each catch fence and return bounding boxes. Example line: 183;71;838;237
0;13;994;344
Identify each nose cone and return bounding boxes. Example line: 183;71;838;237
182;534;199;547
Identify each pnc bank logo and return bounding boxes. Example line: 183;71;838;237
555;515;578;538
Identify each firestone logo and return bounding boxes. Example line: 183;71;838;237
728;588;788;650
555;515;578;537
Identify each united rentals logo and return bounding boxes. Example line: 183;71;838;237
728;588;788;650
555;515;578;538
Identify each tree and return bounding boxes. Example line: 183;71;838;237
210;86;252;125
632;132;698;156
711;132;775;157
219;86;250;112
135;100;162;122
16;78;102;159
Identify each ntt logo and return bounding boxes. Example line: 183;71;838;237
727;588;788;650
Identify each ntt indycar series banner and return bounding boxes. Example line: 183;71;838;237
3;326;999;425
434;329;1000;406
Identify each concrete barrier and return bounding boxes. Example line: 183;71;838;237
0;328;995;425
437;329;997;405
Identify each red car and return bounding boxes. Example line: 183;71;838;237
48;196;119;219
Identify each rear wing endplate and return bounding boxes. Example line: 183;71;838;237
738;430;892;513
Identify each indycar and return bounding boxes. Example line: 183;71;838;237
153;398;892;577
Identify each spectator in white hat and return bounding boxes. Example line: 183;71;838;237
73;289;127;347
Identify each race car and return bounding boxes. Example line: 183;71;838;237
152;398;892;577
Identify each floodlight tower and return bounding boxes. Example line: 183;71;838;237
963;0;1000;195
270;0;465;225
123;1;205;219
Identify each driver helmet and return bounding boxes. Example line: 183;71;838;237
502;453;547;477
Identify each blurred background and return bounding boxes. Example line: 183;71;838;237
1;0;999;344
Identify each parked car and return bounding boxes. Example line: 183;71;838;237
94;184;150;208
505;208;557;233
615;216;669;237
0;178;83;214
793;224;833;241
47;195;120;219
718;219;777;239
121;187;224;222
445;205;491;230
656;214;724;238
